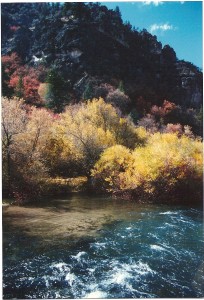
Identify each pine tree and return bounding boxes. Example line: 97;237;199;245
16;75;24;98
118;80;125;93
115;6;121;19
2;65;13;97
46;68;65;112
83;82;94;100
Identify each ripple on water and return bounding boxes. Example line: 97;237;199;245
160;211;179;215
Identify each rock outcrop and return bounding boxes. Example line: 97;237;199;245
1;2;202;110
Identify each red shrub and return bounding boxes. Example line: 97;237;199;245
1;52;21;75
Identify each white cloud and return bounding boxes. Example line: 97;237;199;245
150;23;176;34
143;0;164;6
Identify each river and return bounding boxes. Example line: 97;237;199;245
3;194;204;298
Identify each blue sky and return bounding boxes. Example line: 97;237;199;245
103;1;203;69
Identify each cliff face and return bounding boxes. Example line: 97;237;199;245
1;2;202;110
176;61;202;107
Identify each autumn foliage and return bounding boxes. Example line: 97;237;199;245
2;53;47;105
92;132;203;203
9;65;47;105
1;96;203;204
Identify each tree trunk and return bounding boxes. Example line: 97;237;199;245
7;147;11;197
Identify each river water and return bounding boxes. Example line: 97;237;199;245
3;194;204;298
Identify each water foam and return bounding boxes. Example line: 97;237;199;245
134;261;156;275
51;262;70;271
150;244;166;251
160;211;178;215
110;269;131;285
72;251;86;261
104;260;155;288
92;242;106;249
65;272;76;286
85;290;107;298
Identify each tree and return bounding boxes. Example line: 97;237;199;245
93;83;114;99
1;97;27;196
61;98;141;176
1;53;21;76
45;68;65;112
91;132;203;202
106;89;130;113
114;6;122;19
9;106;53;202
42;120;81;177
1;53;22;97
164;123;183;136
2;53;47;104
61;101;115;175
150;100;178;122
137;114;159;133
9;66;43;105
91;145;133;192
2;64;13;97
1;97;55;201
83;82;94;100
15;74;24;98
118;80;125;93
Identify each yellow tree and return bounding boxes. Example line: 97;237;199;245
1;97;27;195
2;97;54;201
61;98;141;176
91;131;203;203
129;133;203;201
91;145;133;192
61;99;116;175
13;107;54;200
42;120;79;177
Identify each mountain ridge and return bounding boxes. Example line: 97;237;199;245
1;2;203;134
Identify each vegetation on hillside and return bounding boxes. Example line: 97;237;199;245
1;2;203;134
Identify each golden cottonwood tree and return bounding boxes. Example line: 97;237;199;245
42;120;80;177
2;97;27;195
129;133;203;201
2;97;54;201
12;107;54;201
91;145;133;192
61;98;140;175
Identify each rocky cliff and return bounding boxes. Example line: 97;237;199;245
1;2;203;132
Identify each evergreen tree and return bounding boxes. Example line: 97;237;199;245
16;75;24;98
1;65;13;97
118;80;125;93
83;82;94;100
46;68;65;112
115;6;121;19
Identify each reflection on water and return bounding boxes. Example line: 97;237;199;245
3;195;204;298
